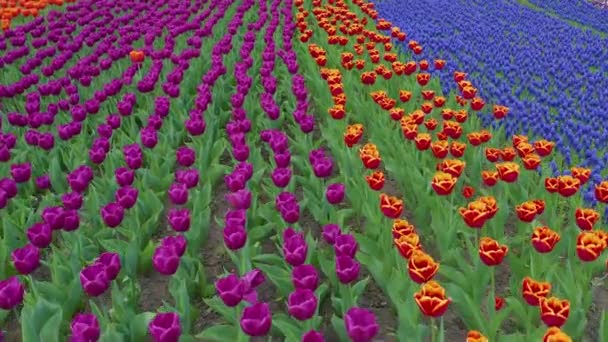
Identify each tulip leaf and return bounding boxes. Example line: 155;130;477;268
437;264;468;289
248;224;274;242
254;264;292;296
129;312;155;340
203;297;237;325
600;311;608;342
20;299;63;342
330;314;350;342
99;326;126;342
351;276;370;300
272;313;301;341
444;283;487;333
251;253;285;267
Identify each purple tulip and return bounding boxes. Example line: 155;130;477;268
27;222;53;248
0;147;10;162
176;147;196;167
100;202;125;228
336;256;360;284
215;274;243;307
292;264;319;291
282;228;308;267
148;312;181;342
0;178;17;198
313;158;333;178
225;209;247;227
80;263;110;297
279;201;300;224
302;330;325;342
161;235;187;257
0;276;25;310
35;175;51;190
322;224;342;245
62;192;83;210
236;162;253;180
232;143;250;162
271;168;291;188
240;303;272;337
89;147;107;164
344;307;379;342
41;206;65;230
168;183;188;205
167;208;191;232
274;151;291;168
175;169;199;189
63;210;80;231
185;118;206;136
115;167;135;187
334;234;358;258
224;172;246;192
287;289;318;321
240;269;266;304
225;189;252;210
152;246;180;275
325;183;345;204
70;313;100;342
223;225;247;250
115;186;138;209
10;162;31;183
95;252;121;281
11;244;40;274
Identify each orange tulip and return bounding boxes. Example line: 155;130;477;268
421;90;435;100
595;180;608;203
379;193;403;218
392;219;416;239
496;162;520;183
531;226;560;253
570;167;591;185
575;208;600;231
515;201;539;222
365;171;384;191
501;147;517;161
414;133;432;151
454;109;468;123
408;250;439;283
540;297;570;328
343;124;364;147
467;132;482;146
360;71;376;85
449;141;466;158
492;105;509;119
542;327;572;342
399;90;412;102
479;237;508;266
557;176;580;197
534;139;555;157
522;154;541;170
522;277;551;306
394;233;421;259
481;170;499;187
439;159;466;178
477;196;498;219
434;59;446;70
485;148;501;162
462;185;475;199
495;296;505;311
454;71;467;82
414;281;451;317
328;105;346;119
430;140;449;159
433;96;446;108
129;50;145;63
544;177;559;193
512;134;529;147
459;200;491;228
431;171;457;196
466;330;488;342
576;231;606;262
470;97;485;111
416;73;430;86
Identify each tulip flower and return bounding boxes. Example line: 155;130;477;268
283;228;308;267
344;307;379;342
522;277;551;306
540;297;570;327
152;246;180;275
240;303;272;337
148;312;181;342
414;280;451;317
70;313;100;342
11;244;40;275
100;203;125;228
80;264;110;297
215;274;244;307
287;289;318;321
0;276;25;310
302;330;325;342
325;183;345;204
292;264;320;291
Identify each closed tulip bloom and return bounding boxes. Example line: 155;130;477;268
100;202;125;228
322;224;342;245
292;264;319;291
95;252;121;281
240;302;272;337
152;246;180;275
288;288;318;321
41;206;65;230
225;189;252;210
344;307;379;342
167;208;191;232
325;183;345;204
215;274;244;307
271;168;292;188
283;228;308;266
70;313;100;342
223;225;247;250
115;186;138;209
35;175;51;190
540;297;570;328
148;312;181;342
115;167;135;187
0;178;17;198
414;281;451;317
175;169;200;189
11;243;40;274
0;276;25;310
27;222;53;248
334;234;358;257
176;147;196;167
542;327;572;342
302;330;325;342
10;162;31;183
63;210;80;231
80;264;110;297
62;192;83;210
168;183;188;205
336;255;360;284
522;277;551;306
161;236;187;257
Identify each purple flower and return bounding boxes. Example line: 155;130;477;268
41;206;65;230
148;312;181;342
225;189;252;210
35;175;51;190
62;192;83;210
240;303;272;337
287;289;318;321
63;210;80;231
224;172;246;192
225;209;247;227
0;276;25;310
274;151;291;168
240;269;266;304
232;143;250;162
80;263;110;297
322;224;342;245
168;183;188;205
167;208;191;232
302;330;325;342
152;246;180;276
325;183;345;204
235;162;253;180
115;186;138;209
344;307;379;342
27;222;52;248
11;244;40;274
185;118;206;136
271;168;291;188
282;228;308;267
336;256;360;284
95;252;121;281
279;201;300;224
334;234;358;258
100;203;125;228
215;274;243;307
175;169;199;189
10;162;31;183
223;225;247;251
292;264;319;291
0;178;17;198
176;147;196;167
70;313;100;342
115;167;135;186
313;158;333;178
161;235;187;257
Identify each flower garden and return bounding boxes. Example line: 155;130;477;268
0;0;607;341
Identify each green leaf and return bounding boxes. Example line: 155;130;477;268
272;313;301;340
351;276;370;299
330;315;349;342
194;324;237;341
444;283;487;332
248;224;274;242
254;264;292;296
20;299;63;342
203;297;236;325
251;253;285;267
129;312;155;341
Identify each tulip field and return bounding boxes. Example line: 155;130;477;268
1;0;608;341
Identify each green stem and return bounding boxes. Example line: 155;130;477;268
490;268;496;313
340;283;354;313
430;318;437;342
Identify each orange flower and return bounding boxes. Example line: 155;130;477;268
466;330;488;342
408;250;439;283
414;281;451;317
442;121;461;138
441;108;454;120
361;71;376;85
430;140;449;159
399;90;412;102
392;219;416;239
500;147;517;161
401;124;418;140
434;59;446;70
343;124;364;147
595;180;608;203
516;201;539;222
533;199;546;215
433;96;446;108
462;86;477;100
576;231;606;262
389;108;404;121
492;105;509;119
543;327;572;342
531;226;561;253
534;140;555;157
485;148;501;162
420;102;433;114
439;159;466;178
354;59;365;69
431;171;457;196
478;196;498;219
481;170;499;187
462;185;475;199
436;131;448;141
404;61;417;75
333;93;346;105
328;105;346;119
540;297;570;328
414;133;432;151
394;233;421;259
575;208;600;231
421;90;435;100
467;132;482;146
522;154;541;170
359;145;381;169
329;83;344;97
454;110;468;123
496;162;520;183
409;110;426;125
129;50;145;63
479;130;492;143
570;167;591;185
557;176;580;197
495;296;505;311
416;73;430;86
470;97;485;111
459;200;490;228
380;193;403;218
365;171;385;191
544;177;559;193
454;71;467;82
418;59;429;70
514;142;534;157
512;134;529;147
479;237;508;266
449;141;466;158
522;277;551;306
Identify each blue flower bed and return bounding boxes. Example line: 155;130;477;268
528;0;608;33
375;0;608;205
